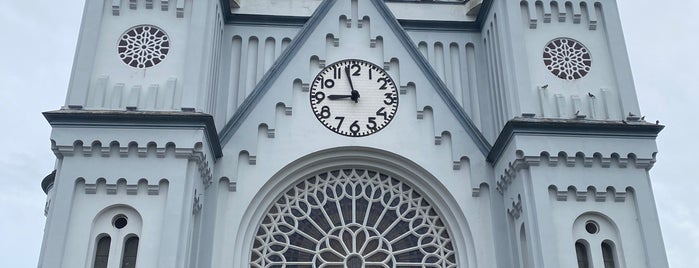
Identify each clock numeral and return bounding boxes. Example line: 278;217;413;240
377;77;389;90
369;69;373;80
367;117;377;130
349;120;361;134
376;107;388;120
351;64;361;76
314;91;325;104
319;106;331;119
334;116;345;129
333;67;342;79
383;93;396;105
322;78;335;89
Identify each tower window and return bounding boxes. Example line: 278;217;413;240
121;236;139;268
94;236;111;268
575;241;590;268
585;221;599;234
543;37;592;80
602;241;616;268
113;215;128;229
117;25;170;68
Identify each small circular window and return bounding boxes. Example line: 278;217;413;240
117;25;170;68
543;37;592;80
585;220;599;234
113;214;128;229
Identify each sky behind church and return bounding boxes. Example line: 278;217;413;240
0;0;696;267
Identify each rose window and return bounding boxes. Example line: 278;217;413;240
117;25;170;68
251;169;456;268
543;38;592;80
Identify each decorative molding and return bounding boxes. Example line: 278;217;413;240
496;150;656;194
110;0;181;17
52;140;213;188
190;150;213;188
176;0;185;18
43;110;222;158
193;189;203;214
112;0;122;15
507;195;523;219
82;179;165;195
550;185;628;202
161;0;169;11
487;118;663;164
521;0;597;30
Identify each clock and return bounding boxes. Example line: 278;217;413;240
310;59;399;137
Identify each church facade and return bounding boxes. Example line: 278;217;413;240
38;0;668;267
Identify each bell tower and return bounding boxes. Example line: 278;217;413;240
483;1;669;267
39;1;222;268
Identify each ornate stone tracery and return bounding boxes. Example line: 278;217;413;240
117;25;170;68
543;38;592;80
251;168;456;268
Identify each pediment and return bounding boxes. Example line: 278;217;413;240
218;0;491;191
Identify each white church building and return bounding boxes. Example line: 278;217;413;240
38;0;669;267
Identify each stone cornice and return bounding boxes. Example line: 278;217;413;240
50;139;214;188
496;151;657;195
488;118;664;164
43;110;223;159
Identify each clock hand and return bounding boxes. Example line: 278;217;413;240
345;66;360;103
327;94;354;100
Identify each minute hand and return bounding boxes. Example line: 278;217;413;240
345;66;360;102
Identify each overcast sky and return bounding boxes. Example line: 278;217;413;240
0;0;696;267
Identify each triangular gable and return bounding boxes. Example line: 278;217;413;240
218;0;492;156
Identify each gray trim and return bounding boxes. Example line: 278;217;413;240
218;0;494;30
43;110;223;158
226;14;308;27
370;0;492;155
398;20;481;31
486;118;664;164
218;0;337;145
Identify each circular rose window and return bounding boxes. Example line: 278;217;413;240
543;38;592;80
117;25;170;68
251;169;456;267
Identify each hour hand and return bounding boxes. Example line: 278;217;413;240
328;94;354;100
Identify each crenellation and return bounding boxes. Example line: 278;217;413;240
79;177;168;195
549;185;629;202
522;0;602;30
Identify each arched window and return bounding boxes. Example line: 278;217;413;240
94;235;111;268
121;236;139;268
575;241;590;268
602;241;616;268
250;168;456;267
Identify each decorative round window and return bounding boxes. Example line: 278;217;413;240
251;168;456;267
117;25;170;68
543;38;592;80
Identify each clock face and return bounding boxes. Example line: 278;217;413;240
310;59;399;137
